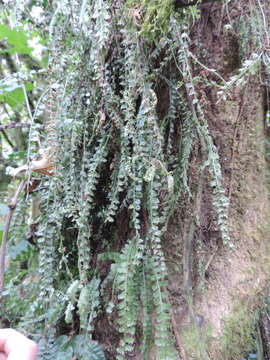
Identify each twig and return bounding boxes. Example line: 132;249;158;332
0;122;31;131
1;129;15;149
204;244;219;273
175;0;222;8
0;180;26;296
2;104;28;149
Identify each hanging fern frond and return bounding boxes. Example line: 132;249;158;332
77;278;101;331
172;18;231;246
147;175;178;360
218;52;262;101
116;236;143;359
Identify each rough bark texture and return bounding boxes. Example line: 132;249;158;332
165;0;270;358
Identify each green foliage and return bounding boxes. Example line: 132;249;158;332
115;237;142;358
2;270;39;326
38;334;105;360
2;199;39;325
0;76;34;108
126;0;174;40
77;278;101;331
5;0;269;358
0;24;33;55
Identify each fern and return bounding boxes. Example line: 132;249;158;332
77;136;109;282
147;176;178;360
105;135;130;223
77;278;101;331
92;0;111;57
37;181;60;305
116;237;143;359
140;257;154;359
218;52;262;101
38;334;105;360
172;19;231;245
4;0;251;357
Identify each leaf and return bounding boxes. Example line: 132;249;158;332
55;348;73;360
72;335;106;360
0;24;33;55
11;149;54;176
0;79;34;108
8;151;27;160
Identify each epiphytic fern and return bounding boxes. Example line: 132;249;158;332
172;18;231;245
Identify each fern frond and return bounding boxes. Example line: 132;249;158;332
116;236;143;359
172;18;231;245
218;52;262;101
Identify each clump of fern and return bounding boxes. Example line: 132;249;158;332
5;0;250;358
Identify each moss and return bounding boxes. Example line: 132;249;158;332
126;0;174;40
220;302;256;359
181;323;212;360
